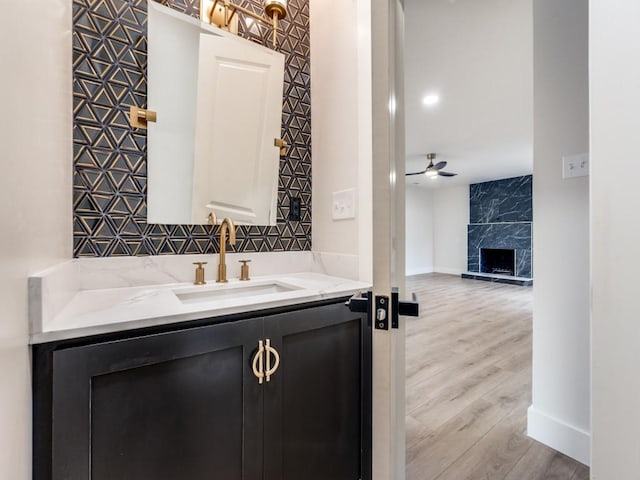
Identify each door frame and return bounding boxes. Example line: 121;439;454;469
370;0;407;478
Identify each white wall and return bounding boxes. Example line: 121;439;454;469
310;0;372;282
432;186;469;275
528;0;590;465
0;2;73;478
405;186;433;275
404;184;468;276
590;1;640;477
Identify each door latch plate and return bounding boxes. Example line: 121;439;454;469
375;295;389;330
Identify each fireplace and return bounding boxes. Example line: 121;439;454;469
480;248;515;276
465;176;532;285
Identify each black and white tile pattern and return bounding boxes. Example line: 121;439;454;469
72;0;311;257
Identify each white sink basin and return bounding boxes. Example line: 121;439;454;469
174;281;302;304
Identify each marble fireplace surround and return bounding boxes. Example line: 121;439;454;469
466;175;533;281
468;223;532;278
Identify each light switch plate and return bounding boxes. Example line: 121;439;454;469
562;153;590;179
332;189;356;220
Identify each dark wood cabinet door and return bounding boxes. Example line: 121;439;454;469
51;318;264;480
263;303;371;480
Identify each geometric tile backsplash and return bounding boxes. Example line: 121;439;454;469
72;0;311;257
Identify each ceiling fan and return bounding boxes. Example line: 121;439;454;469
406;153;457;178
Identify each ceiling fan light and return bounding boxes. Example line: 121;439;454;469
425;170;438;177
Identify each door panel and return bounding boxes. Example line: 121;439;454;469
51;318;263;480
91;347;244;480
263;303;371;480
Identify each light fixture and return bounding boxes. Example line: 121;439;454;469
422;94;440;107
425;169;438;178
202;0;288;48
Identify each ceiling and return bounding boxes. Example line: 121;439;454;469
404;0;533;188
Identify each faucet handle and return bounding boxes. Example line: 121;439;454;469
239;260;251;281
193;262;208;285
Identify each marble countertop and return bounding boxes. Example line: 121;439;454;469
30;271;370;344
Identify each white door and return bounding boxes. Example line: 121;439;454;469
192;34;284;225
370;0;408;478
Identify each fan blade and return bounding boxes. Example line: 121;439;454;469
438;171;457;177
406;171;426;176
434;161;447;170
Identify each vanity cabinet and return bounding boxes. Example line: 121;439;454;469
33;300;371;480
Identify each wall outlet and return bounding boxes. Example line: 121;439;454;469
332;189;356;220
288;197;302;221
562;153;590;179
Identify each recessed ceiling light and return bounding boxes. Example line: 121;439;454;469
422;94;440;107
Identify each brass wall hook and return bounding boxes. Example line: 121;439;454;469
274;138;288;156
129;106;157;129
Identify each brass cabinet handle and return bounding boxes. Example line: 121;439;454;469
264;338;280;382
252;340;265;384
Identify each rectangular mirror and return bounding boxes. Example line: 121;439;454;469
146;1;285;225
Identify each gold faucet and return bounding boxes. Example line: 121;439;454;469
217;217;237;283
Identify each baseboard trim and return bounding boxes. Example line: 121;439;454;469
527;405;591;466
433;267;463;275
406;267;434;276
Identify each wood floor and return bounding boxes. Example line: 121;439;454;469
405;273;589;480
